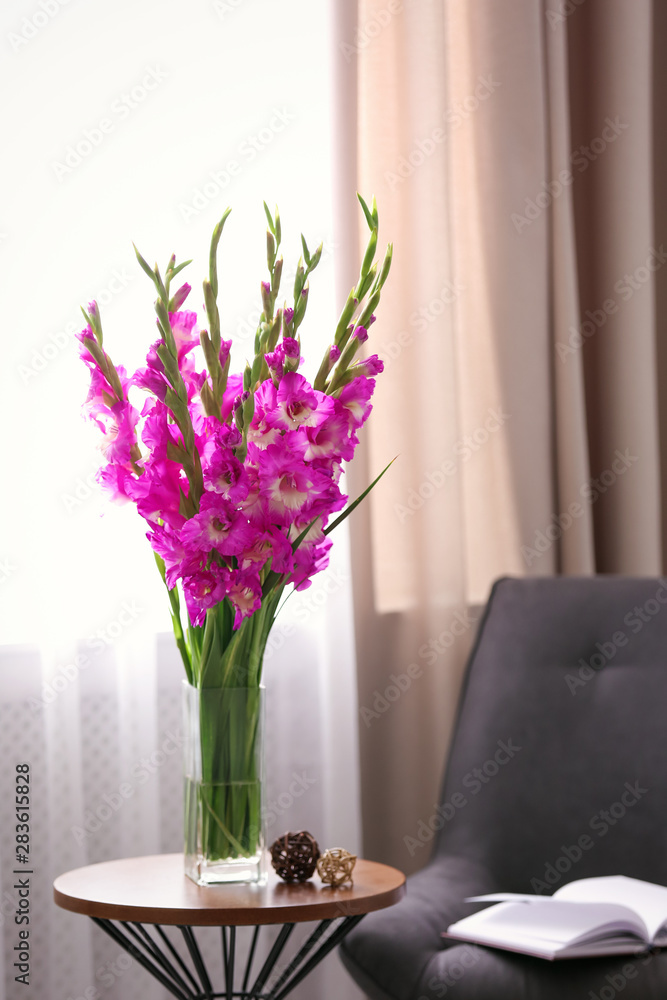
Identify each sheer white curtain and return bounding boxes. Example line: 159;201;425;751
0;1;364;997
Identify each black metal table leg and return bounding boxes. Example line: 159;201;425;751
90;912;365;998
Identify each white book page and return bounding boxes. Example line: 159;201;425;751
555;876;667;943
448;900;647;950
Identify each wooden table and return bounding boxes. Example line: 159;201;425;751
54;853;405;999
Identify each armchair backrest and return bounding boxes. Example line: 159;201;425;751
436;576;667;892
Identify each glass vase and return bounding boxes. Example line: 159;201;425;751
183;681;266;885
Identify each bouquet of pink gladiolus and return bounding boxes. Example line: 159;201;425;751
78;198;392;691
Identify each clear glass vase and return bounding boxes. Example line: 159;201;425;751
183;681;266;885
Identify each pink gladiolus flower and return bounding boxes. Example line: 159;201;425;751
329;344;341;362
264;348;284;381
305;410;355;462
182;561;231;627
241;526;294;574
258;440;336;523
288;530;332;591
336;377;375;428
349;355;384;378
204;451;249;502
134;340;169;401
248;380;280;449
282;336;300;360
258;443;315;521
353;325;368;343
273;373;325;430
169;311;199;362
180;493;254;556
170;282;191;311
283;307;294;325
221;373;244;422
147;525;191;588
227;568;263;629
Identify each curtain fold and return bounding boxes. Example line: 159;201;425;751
342;0;664;872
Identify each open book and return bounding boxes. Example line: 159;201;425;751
444;876;667;960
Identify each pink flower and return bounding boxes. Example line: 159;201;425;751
248;380;281;449
180;493;253;556
336;377;375;429
241;526;294;574
257;442;315;522
353;325;368;343
258;439;338;524
221;373;244;422
182;561;231;627
169;311;199;362
273;373;327;430
348;355;384;379
305;410;355;462
146;525;191;588
227;568;262;629
203;450;249;502
133;460;187;530
288;520;333;591
282;337;301;360
264;348;284;381
134;341;169;401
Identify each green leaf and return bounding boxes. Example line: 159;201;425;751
263;201;276;235
209;208;231;299
133;243;157;283
357;193;375;231
301;234;311;266
324;457;397;535
169;258;192;280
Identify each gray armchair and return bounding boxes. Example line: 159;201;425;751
341;576;667;999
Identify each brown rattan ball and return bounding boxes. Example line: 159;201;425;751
270;831;321;882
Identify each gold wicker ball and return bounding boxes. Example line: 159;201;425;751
270;831;320;882
316;848;357;887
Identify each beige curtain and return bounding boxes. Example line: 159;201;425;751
334;0;663;873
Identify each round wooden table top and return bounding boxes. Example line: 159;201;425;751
53;854;406;927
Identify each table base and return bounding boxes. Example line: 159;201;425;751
92;913;364;999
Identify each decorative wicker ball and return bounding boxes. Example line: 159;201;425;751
316;848;357;887
270;831;320;882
